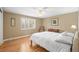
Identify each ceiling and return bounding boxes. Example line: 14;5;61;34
3;7;78;18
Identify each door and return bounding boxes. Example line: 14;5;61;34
0;8;3;45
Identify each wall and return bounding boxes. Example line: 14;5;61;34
0;8;3;45
43;12;78;32
3;12;42;39
3;12;78;39
78;11;79;32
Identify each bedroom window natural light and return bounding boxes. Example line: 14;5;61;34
21;17;36;30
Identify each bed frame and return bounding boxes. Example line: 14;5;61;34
30;40;32;47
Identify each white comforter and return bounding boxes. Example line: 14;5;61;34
30;31;71;52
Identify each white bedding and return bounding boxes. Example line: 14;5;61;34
30;31;73;52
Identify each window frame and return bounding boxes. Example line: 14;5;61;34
20;17;36;30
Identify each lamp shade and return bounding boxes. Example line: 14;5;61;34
71;25;77;29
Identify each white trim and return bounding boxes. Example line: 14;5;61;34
3;35;30;42
0;41;3;46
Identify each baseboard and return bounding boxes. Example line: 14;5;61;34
0;41;3;46
3;35;30;42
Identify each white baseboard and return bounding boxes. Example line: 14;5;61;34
3;35;30;42
0;41;3;46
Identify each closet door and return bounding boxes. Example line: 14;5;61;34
0;8;3;45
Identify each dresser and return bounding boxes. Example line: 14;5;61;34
48;28;59;32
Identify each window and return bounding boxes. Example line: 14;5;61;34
21;17;36;30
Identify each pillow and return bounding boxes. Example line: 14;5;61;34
61;32;74;37
56;35;73;45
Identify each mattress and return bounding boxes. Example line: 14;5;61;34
30;31;71;52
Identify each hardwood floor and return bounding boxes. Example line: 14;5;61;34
0;36;48;52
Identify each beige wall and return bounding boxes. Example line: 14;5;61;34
3;12;42;39
43;12;78;32
3;12;78;39
78;11;79;32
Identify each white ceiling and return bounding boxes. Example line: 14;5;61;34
3;7;78;18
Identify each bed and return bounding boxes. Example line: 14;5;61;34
30;31;77;52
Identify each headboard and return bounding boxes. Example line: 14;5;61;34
72;31;79;52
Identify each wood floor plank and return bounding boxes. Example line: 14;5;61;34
0;36;48;52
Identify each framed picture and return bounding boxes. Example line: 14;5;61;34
10;18;15;27
51;18;59;26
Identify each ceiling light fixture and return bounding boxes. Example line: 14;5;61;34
37;7;48;17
